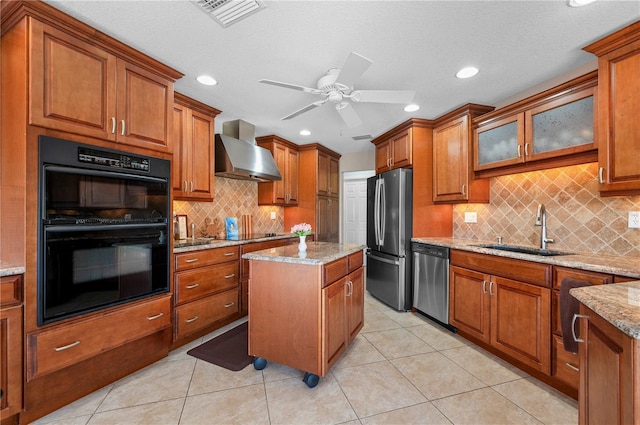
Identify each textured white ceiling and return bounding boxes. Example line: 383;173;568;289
45;0;640;154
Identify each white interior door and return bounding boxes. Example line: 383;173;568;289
343;178;368;246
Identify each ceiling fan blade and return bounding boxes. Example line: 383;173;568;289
335;102;362;128
334;52;373;87
350;90;416;104
259;79;323;95
282;100;326;120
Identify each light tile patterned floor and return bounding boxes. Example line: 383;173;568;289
33;293;578;425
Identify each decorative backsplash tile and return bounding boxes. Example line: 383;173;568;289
453;163;640;258
173;177;283;238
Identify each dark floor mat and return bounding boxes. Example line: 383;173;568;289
187;322;253;371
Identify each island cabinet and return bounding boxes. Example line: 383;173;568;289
576;303;639;425
371;121;414;174
432;104;494;203
256;135;299;206
473;72;597;177
25;13;181;153
449;250;552;374
172;93;220;201
173;246;241;344
550;267;612;397
284;144;341;242
583;21;640;196
246;244;364;385
0;275;23;423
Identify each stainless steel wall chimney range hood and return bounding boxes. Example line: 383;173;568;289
215;120;282;182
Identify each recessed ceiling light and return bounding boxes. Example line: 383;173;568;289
568;0;597;7
196;75;218;86
404;104;420;112
456;67;479;79
299;129;311;136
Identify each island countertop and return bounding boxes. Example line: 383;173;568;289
571;281;640;339
242;242;365;265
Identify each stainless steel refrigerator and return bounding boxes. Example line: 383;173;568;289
366;168;413;311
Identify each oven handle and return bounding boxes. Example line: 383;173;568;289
44;223;168;232
43;165;168;183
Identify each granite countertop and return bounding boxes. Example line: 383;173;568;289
242;242;365;266
571;282;640;339
0;262;25;277
411;237;640;279
173;233;299;253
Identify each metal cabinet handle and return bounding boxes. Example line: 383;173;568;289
120;120;125;136
111;117;116;134
524;143;530;157
186;316;199;323
489;281;494;296
461;184;466;196
224;302;235;308
482;281;487;294
186;283;199;289
147;312;164;321
224;274;236;279
566;362;580;372
517;145;521;158
185;258;199;263
572;313;588;343
55;340;80;351
224;252;235;256
190;181;194;192
346;280;353;297
598;167;605;184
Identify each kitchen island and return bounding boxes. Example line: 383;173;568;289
243;242;365;387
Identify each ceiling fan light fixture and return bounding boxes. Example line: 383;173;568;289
299;129;311;136
196;75;218;86
404;104;420;112
456;66;479;79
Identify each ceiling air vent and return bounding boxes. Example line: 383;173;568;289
352;135;373;141
193;0;266;27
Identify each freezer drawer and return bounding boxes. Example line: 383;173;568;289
366;251;410;311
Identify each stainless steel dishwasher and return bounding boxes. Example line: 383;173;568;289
411;243;455;332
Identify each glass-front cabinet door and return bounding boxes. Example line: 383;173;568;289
474;114;525;171
525;87;595;161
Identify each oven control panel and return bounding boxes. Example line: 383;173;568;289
78;147;150;172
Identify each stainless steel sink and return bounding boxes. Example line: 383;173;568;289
474;244;573;257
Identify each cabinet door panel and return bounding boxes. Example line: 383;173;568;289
172;105;188;195
189;110;215;197
287;148;299;203
491;276;550;373
0;305;22;417
30;20;116;140
391;131;412;168
375;142;390;173
318;152;329;195
475;114;524;170
434;116;467;201
347;268;364;341
323;277;348;372
449;266;490;343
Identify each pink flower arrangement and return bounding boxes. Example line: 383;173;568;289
291;222;312;236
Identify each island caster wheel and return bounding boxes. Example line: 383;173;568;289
253;357;267;370
302;372;319;388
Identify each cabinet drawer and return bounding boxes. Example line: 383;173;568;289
552;334;579;391
240;239;290;278
175;246;239;271
175;261;239;305
348;251;364;273
323;257;348;288
0;274;22;307
175;289;239;340
552;266;611;289
451;250;551;287
27;294;171;380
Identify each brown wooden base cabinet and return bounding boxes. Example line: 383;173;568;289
248;251;363;379
577;303;639;425
0;275;23;423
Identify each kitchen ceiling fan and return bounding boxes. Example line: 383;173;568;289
259;52;415;128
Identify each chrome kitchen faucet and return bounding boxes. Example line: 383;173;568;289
535;204;554;250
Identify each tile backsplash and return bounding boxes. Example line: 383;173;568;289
173;177;283;238
453;163;640;258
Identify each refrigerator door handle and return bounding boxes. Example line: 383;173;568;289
367;252;400;266
373;178;380;245
379;178;386;246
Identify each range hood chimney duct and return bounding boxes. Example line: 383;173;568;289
215;119;282;182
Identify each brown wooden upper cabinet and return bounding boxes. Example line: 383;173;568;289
433;104;494;203
28;20;181;153
256;135;299;206
317;151;340;197
473;73;597;177
172;93;220;201
372;126;413;173
584;21;640;196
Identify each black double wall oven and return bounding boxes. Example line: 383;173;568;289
38;136;171;325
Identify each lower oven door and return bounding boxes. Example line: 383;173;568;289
40;223;169;325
